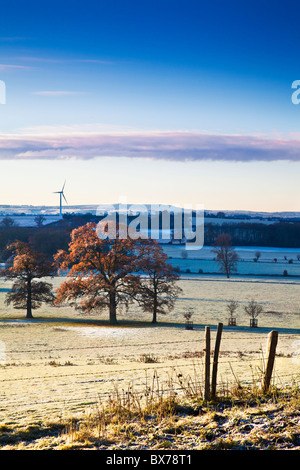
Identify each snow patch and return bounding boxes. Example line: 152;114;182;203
59;326;147;338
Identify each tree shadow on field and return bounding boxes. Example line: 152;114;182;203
0;316;299;335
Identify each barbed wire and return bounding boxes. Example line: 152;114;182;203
4;331;299;356
1;371;299;413
0;355;298;384
0;329;299;417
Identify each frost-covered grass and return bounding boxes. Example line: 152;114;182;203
0;267;299;449
1;380;299;450
164;245;300;276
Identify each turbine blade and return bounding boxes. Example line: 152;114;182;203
62;193;68;204
62;180;66;191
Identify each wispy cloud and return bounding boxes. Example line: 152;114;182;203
1;130;300;162
32;91;85;96
0;37;28;41
16;56;64;63
75;59;113;65
0;64;33;71
17;123;138;135
15;56;112;65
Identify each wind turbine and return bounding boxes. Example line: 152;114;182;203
54;180;68;217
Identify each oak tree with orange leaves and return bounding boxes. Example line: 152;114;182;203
137;240;182;324
54;222;144;325
54;222;182;325
2;241;55;319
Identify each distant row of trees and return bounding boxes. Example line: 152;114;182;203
1;222;182;324
1;214;300;259
205;221;300;248
0;215;47;228
0;214;101;262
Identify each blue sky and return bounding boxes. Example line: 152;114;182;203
1;0;300;211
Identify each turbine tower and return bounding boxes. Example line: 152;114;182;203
54;181;68;217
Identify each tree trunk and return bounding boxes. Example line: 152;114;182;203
109;292;118;325
152;282;158;324
152;303;157;324
26;278;33;319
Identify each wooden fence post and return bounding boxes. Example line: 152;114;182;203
211;322;223;399
204;326;211;400
262;330;278;393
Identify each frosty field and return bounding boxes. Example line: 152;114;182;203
0;261;299;428
164;245;300;276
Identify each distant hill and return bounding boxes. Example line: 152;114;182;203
1;204;300;218
0;205;99;216
1;205;300;228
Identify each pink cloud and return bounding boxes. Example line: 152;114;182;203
1;130;300;162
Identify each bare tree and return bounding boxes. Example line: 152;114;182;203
254;251;261;262
244;300;263;319
226;300;238;321
183;307;194;322
181;250;188;259
0;216;18;228
34;215;46;228
212;233;239;278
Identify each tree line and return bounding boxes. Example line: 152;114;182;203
1;216;300;264
0;214;93;262
204;221;300;247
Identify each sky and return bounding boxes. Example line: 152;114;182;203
1;0;300;212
